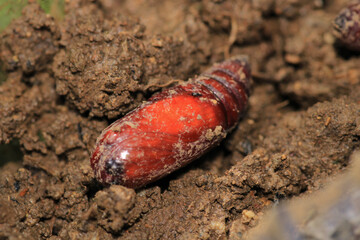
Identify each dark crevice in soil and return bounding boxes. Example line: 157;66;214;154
0;139;23;167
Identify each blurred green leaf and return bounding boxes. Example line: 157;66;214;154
0;0;64;32
38;0;50;13
38;0;64;20
0;0;28;32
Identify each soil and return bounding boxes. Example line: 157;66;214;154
246;151;360;240
0;0;359;239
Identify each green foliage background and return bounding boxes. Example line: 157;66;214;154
0;0;27;32
0;0;64;83
0;0;64;32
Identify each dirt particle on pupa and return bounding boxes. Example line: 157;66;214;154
205;126;225;141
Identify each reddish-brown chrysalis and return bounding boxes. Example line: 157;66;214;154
91;56;251;188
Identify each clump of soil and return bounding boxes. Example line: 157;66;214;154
246;151;360;240
53;3;200;118
0;0;359;239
